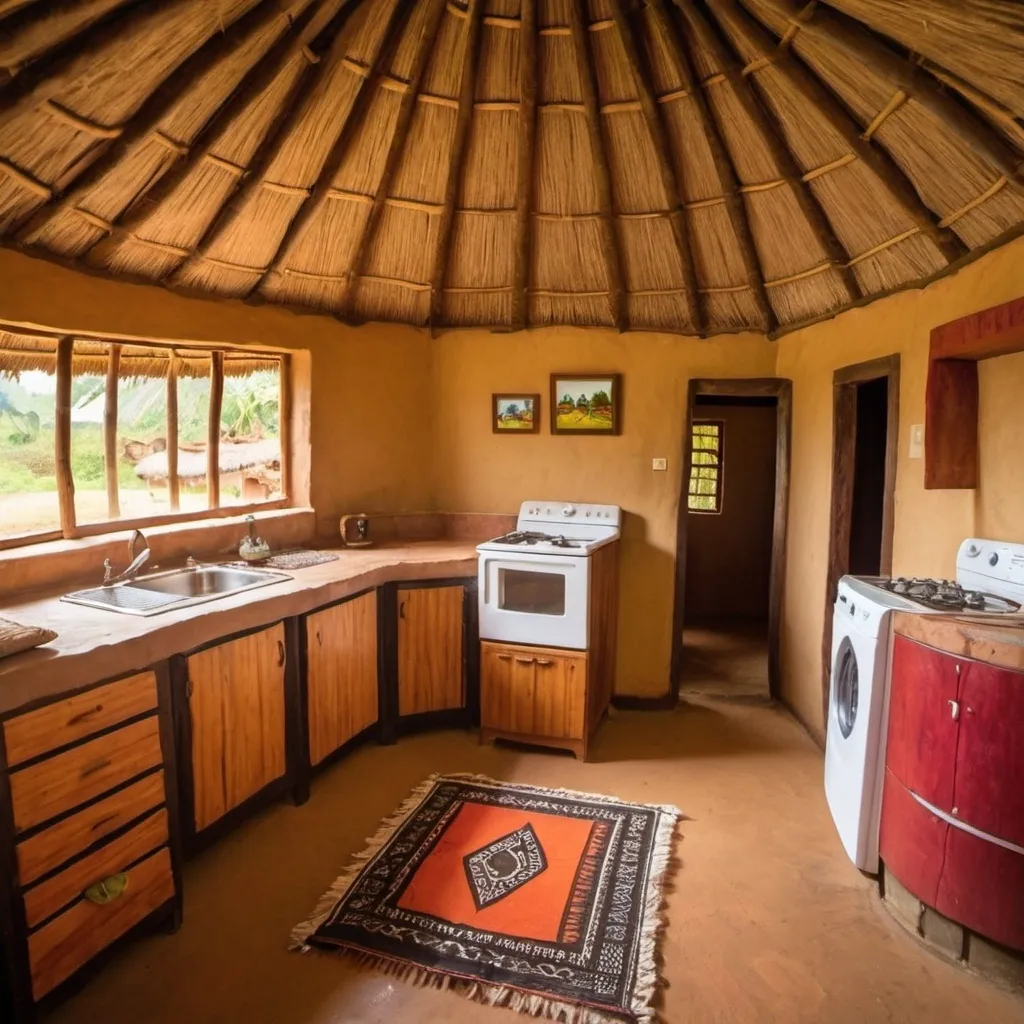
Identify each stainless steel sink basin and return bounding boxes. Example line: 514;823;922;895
62;565;291;616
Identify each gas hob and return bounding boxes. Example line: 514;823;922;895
876;577;1020;614
476;502;621;557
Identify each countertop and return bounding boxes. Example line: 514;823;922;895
0;541;478;716
893;611;1024;673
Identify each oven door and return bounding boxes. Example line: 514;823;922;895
478;552;590;650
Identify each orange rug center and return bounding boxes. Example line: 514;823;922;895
397;800;594;942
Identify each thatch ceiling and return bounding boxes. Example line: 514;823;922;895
1;0;1023;338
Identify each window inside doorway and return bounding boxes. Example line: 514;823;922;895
687;420;724;513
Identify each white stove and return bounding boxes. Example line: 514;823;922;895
477;502;621;650
825;538;1024;873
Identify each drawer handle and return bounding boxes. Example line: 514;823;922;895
948;699;960;721
277;640;286;668
316;629;322;647
91;813;119;833
536;659;553;667
83;872;129;906
497;653;511;661
515;657;535;665
66;705;103;727
80;757;112;779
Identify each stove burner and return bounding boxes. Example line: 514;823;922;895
883;577;1020;613
492;531;581;549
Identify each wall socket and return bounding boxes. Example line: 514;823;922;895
909;424;924;459
652;457;668;471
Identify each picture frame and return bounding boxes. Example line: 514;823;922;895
549;374;622;435
492;393;540;434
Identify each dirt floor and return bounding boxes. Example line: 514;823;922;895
48;690;1023;1024
681;617;771;701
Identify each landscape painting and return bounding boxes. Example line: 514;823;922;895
550;375;621;435
492;394;539;433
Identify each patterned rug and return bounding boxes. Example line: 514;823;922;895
291;774;680;1024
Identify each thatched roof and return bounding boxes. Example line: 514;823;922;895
0;329;281;378
1;0;1022;337
135;439;281;481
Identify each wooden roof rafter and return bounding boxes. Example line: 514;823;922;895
342;0;450;320
568;0;628;332
705;0;966;264
510;0;538;332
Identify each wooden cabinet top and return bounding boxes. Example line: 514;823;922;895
0;542;477;718
893;612;1024;674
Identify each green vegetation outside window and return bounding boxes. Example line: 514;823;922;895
688;421;724;514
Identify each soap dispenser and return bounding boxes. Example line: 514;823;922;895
239;514;271;563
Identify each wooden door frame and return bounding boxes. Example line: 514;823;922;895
820;355;900;724
670;378;792;702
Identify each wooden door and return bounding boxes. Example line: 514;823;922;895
886;635;961;810
307;593;378;766
397;586;464;716
187;623;287;831
533;652;586;739
952;660;1024;848
481;643;537;734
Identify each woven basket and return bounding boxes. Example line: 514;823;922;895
0;617;57;660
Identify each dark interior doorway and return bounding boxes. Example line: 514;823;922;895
671;380;792;704
821;356;900;723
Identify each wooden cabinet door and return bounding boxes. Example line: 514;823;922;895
397;586;464;716
886;635;961;811
187;623;287;832
533;653;587;739
307;593;378;766
481;644;536;734
952;660;1024;848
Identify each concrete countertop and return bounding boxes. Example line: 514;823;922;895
893;611;1024;673
0;541;478;716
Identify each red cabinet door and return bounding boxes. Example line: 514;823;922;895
880;768;948;907
953;660;1024;848
887;635;961;811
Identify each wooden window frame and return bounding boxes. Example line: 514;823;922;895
687;419;725;514
0;325;294;551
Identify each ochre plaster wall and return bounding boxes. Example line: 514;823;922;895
430;328;777;697
775;235;1024;744
0;250;434;536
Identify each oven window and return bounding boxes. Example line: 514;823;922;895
498;569;566;616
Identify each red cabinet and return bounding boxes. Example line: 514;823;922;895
881;634;1024;952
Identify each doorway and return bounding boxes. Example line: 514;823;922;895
821;356;900;723
671;380;792;703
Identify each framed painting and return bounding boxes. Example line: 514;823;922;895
550;374;622;435
492;393;540;433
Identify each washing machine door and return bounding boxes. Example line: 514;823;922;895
833;635;859;740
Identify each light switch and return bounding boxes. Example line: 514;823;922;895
909;424;924;459
652;457;668;471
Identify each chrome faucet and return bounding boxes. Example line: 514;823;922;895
103;530;152;585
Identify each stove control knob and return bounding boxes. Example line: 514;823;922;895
990;552;1000;566
585;510;591;517
562;505;576;517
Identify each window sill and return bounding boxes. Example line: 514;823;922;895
0;507;316;603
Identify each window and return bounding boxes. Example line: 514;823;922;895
687;420;724;514
0;327;290;547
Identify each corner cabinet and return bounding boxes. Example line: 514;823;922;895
880;633;1024;952
172;621;296;852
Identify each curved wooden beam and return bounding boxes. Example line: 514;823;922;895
343;0;450;319
16;0;324;247
568;0;628;330
511;0;537;332
671;0;860;301
610;0;704;335
428;0;486;331
645;0;773;331
706;0;965;262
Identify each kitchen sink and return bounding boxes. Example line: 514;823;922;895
62;565;292;617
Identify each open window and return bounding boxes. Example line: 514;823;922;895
687;420;724;514
0;327;291;548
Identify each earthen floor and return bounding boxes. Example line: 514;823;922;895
51;701;1022;1024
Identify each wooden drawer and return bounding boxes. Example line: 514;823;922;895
17;771;167;888
3;672;158;768
27;846;174;1001
9;717;163;834
23;807;169;929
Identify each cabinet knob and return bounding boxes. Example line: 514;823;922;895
497;653;511;661
316;629;322;646
514;656;535;665
536;659;553;667
277;640;286;668
948;699;960;721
